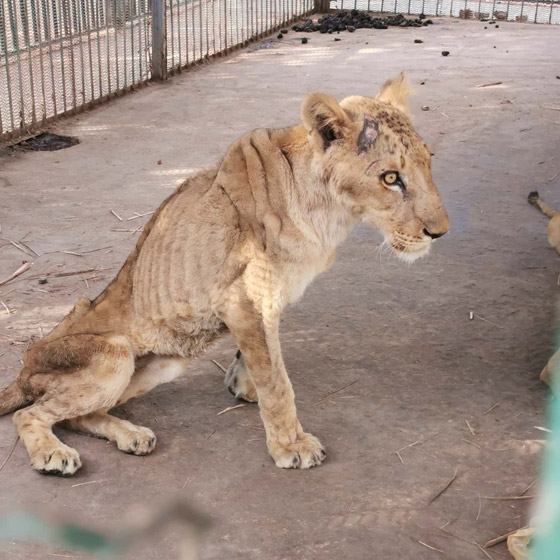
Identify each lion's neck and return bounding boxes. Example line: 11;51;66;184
274;125;357;253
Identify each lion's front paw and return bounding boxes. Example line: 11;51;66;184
31;444;82;476
269;433;326;469
116;425;157;456
225;351;258;403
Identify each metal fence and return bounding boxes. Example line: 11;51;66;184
330;0;560;23
0;0;152;140
0;0;312;140
0;0;557;141
164;0;314;75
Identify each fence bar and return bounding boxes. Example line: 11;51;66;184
85;0;95;102
123;0;128;86
22;0;37;125
151;0;166;79
314;0;330;11
137;0;142;81
0;1;14;132
534;0;539;22
169;0;174;69
103;0;111;95
77;1;86;105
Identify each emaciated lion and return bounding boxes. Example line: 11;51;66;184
0;73;449;475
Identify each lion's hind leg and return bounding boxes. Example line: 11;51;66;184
14;335;135;476
64;411;157;455
63;356;190;455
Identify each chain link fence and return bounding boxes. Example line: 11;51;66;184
0;0;151;140
0;0;557;141
164;0;313;73
330;0;560;23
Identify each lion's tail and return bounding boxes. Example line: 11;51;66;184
0;378;29;416
528;191;558;218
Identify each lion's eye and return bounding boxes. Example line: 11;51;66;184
383;172;398;185
382;171;405;188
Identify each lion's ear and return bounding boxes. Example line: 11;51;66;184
376;72;411;115
301;93;351;151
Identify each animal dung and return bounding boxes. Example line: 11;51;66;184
277;33;283;39
291;12;433;33
414;39;424;43
301;37;308;44
441;50;450;56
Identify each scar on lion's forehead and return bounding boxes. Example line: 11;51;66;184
357;116;379;154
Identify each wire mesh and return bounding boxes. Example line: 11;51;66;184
0;0;151;140
165;0;314;73
330;0;560;22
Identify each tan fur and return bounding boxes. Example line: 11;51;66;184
539;349;558;387
376;71;411;115
528;191;560;255
0;73;449;475
528;192;560;389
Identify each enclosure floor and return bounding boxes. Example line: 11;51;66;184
1;17;559;560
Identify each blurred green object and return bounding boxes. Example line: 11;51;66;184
0;499;210;558
0;510;124;556
533;340;560;560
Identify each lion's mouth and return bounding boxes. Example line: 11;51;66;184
388;232;431;262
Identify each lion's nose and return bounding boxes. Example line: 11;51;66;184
423;228;446;240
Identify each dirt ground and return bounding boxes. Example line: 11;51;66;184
1;17;559;560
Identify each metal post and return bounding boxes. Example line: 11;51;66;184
313;0;329;13
151;0;166;79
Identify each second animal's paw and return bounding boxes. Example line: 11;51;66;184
224;351;258;403
116;425;157;456
269;432;326;469
31;444;82;476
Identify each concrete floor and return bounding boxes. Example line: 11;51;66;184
1;17;559;560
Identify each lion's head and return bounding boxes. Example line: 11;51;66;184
301;72;449;262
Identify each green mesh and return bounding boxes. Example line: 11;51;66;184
533;341;560;559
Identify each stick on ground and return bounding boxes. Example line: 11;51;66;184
0;437;19;473
418;540;445;553
462;439;481;449
0;262;31;287
313;379;358;405
520;478;538;496
484;526;528;548
50;268;100;278
465;419;476;436
211;359;227;373
482;402;499;415
217;404;246;416
429;467;458;503
483;495;535;501
476;81;503;88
